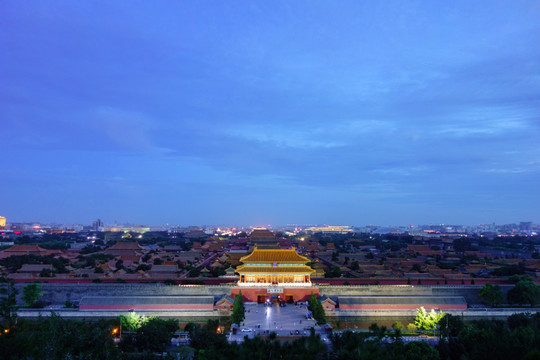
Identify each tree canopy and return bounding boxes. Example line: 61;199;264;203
3;309;540;360
0;313;120;359
22;283;43;307
479;283;504;307
507;276;540;306
308;293;327;325
0;282;18;329
231;291;245;325
414;307;445;331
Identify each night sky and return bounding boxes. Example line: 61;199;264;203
1;1;539;226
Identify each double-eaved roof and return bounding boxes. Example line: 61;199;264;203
235;265;315;274
104;241;145;256
239;247;310;264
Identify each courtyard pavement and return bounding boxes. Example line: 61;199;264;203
228;302;329;343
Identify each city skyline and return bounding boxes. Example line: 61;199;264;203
1;1;539;225
1;216;538;230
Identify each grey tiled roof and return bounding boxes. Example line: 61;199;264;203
80;296;214;306
217;295;234;304
338;296;466;305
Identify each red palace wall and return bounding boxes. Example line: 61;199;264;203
231;287;319;302
339;304;467;310
322;301;336;311
79;304;214;310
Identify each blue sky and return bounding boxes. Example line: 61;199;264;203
1;1;539;226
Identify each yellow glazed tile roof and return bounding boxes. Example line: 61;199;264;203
239;247;310;264
236;265;315;274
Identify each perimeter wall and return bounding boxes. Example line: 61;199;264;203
317;284;513;304
8;283;513;305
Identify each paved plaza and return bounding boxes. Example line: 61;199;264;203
228;302;328;343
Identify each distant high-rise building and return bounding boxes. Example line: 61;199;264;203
92;218;104;231
519;222;532;231
0;216;6;229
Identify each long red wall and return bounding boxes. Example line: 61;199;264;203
10;277;531;285
80;304;213;310
340;304;467;310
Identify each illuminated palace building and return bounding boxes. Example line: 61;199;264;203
231;229;318;302
236;247;314;287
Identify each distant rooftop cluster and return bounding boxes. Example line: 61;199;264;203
0;221;539;286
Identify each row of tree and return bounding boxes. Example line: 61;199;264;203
3;310;540;359
332;326;439;360
332;312;540;360
438;312;540;360
0;313;121;359
479;276;540;307
1;282;45;331
185;320;328;360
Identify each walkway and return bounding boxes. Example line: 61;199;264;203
229;302;329;343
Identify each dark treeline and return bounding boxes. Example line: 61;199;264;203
2;314;540;359
0;314;120;359
436;312;540;360
0;254;70;273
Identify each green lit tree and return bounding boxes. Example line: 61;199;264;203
392;321;404;332
119;312;147;331
414;307;445;330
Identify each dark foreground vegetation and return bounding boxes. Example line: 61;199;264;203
2;313;540;359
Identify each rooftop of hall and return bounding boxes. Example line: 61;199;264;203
235;265;315;274
239;247;311;264
0;244;52;254
249;228;276;239
106;241;145;250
